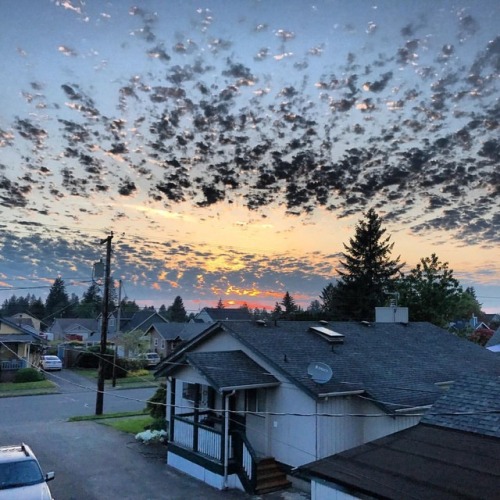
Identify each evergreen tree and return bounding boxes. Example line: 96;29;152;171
167;296;187;322
216;298;225;309
335;209;404;321
119;299;140;316
158;304;168;316
77;283;102;318
281;291;298;318
28;296;45;319
45;277;71;319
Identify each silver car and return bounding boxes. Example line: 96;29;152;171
40;355;62;371
0;443;55;499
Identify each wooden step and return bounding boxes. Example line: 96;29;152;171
255;457;291;494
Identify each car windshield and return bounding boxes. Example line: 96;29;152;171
44;356;59;361
0;460;44;489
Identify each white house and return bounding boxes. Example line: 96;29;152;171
155;319;500;495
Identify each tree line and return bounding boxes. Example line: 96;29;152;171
0;278;190;324
1;209;485;333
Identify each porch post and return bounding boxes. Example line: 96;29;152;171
193;384;201;452
169;377;176;439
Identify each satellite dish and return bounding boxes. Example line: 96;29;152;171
307;362;333;384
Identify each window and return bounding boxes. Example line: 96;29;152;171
182;382;198;402
154;338;158;347
246;389;266;415
161;339;165;349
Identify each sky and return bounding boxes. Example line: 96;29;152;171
0;0;499;315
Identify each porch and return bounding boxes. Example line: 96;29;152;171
169;410;291;494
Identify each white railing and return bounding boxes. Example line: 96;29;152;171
173;415;232;462
242;440;253;479
198;426;222;460
173;418;194;449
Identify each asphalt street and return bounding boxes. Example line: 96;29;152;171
1;370;309;500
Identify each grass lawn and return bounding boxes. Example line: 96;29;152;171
0;379;57;395
69;368;156;387
101;415;155;434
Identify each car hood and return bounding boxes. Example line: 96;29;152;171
0;482;53;500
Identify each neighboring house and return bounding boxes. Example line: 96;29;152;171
486;327;500;353
7;312;46;333
48;318;99;343
145;323;211;358
155;318;500;495
192;307;253;323
0;316;47;381
470;321;495;345
94;309;169;357
298;374;500;500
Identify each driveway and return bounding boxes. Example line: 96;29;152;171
1;371;310;499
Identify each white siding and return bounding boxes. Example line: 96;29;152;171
317;396;421;458
267;383;317;467
312;480;358;500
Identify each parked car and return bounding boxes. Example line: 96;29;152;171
39;355;62;371
0;443;55;499
142;352;160;367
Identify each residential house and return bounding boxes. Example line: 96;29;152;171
145;323;211;358
192;307;253;323
486;327;500;353
0;316;47;381
155;319;500;494
7;312;45;333
48;318;99;344
95;309;169;357
298;374;500;500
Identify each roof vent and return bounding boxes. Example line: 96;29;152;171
256;319;267;327
309;326;344;343
360;321;371;327
318;320;329;325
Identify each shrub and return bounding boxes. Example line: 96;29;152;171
128;369;150;377
146;383;166;422
14;368;45;383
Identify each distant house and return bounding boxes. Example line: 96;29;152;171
192;307;253;323
94;309;169;357
48;318;99;343
145;323;211;358
155;319;500;495
486;327;500;353
0;316;47;381
298;374;500;500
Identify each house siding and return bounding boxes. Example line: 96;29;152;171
312;480;358;500
317;396;420;458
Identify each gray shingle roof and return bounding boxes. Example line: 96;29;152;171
157;320;500;412
485;326;500;347
149;322;209;341
221;321;500;410
186;350;279;391
198;308;253;321
421;374;500;438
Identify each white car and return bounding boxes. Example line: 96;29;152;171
40;355;62;371
142;352;160;367
0;443;54;499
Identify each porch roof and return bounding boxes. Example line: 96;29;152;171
184;350;280;392
0;334;34;343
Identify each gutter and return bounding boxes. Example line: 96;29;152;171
318;390;365;398
394;405;432;414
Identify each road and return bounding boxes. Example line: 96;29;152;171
0;370;249;499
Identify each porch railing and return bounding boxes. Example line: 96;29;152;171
231;430;258;492
0;359;27;370
173;412;233;462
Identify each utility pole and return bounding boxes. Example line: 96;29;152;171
112;279;122;387
95;232;113;415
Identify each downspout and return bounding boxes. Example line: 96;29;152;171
223;390;236;489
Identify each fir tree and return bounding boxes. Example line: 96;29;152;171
45;277;71;319
167;296;187;322
335;209;404;321
281;291;298;318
